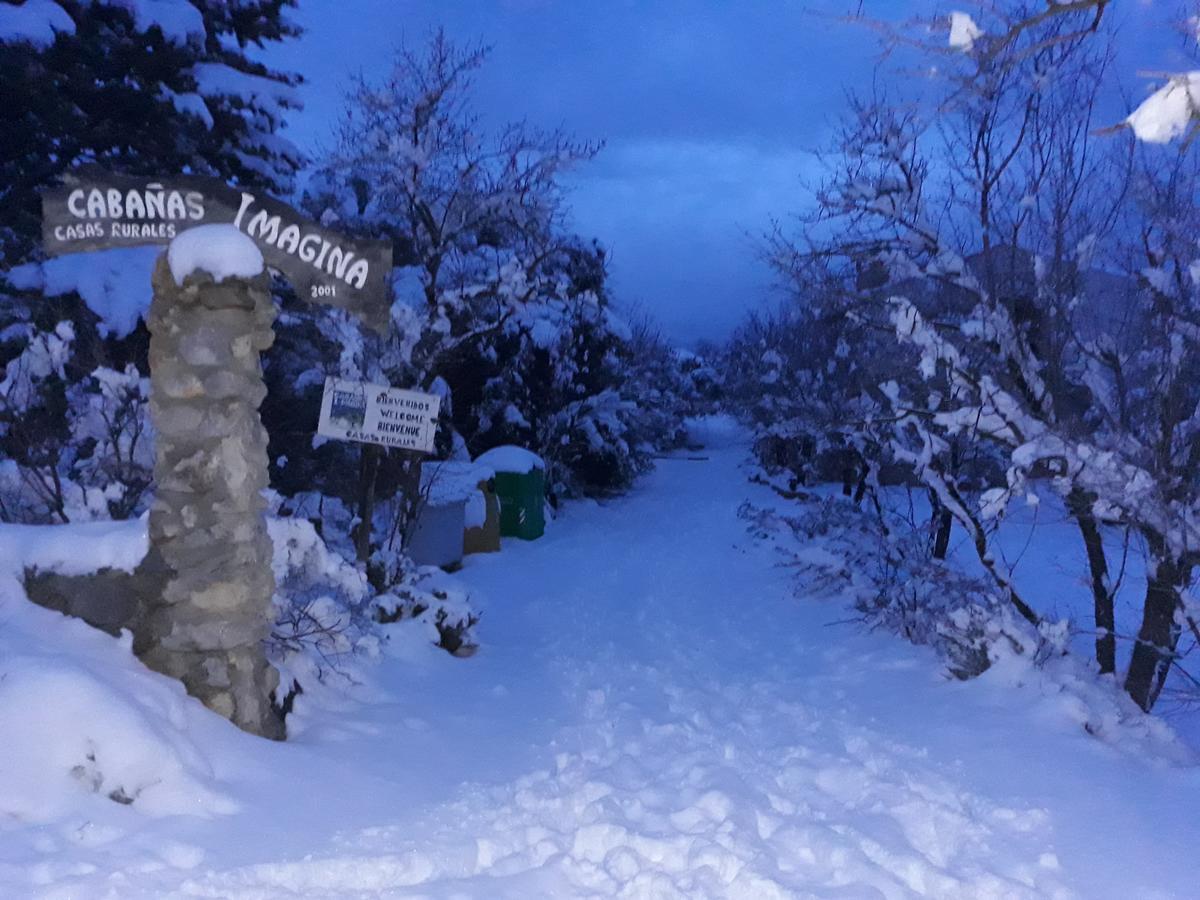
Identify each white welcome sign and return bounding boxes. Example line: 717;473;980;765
317;377;441;453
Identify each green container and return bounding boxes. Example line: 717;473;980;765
494;468;545;540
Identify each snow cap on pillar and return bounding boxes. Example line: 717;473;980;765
167;224;264;286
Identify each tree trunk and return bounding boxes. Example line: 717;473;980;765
933;509;953;560
1066;488;1115;675
940;478;1040;627
397;451;424;550
852;459;869;505
1124;542;1182;712
354;443;382;564
929;490;953;560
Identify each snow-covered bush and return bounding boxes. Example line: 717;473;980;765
440;242;666;499
0;314;153;523
266;512;481;711
622;316;722;453
724;299;891;499
66;364;153;520
740;488;1190;759
741;495;1047;680
368;550;478;658
266;516;378;701
749;7;1200;713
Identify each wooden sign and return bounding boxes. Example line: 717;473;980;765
317;377;440;453
41;169;391;333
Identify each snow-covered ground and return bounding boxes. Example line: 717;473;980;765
2;429;1200;898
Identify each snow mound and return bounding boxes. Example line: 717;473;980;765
168;225;264;286
0;652;237;822
475;445;543;474
0;516;147;576
0;518;238;825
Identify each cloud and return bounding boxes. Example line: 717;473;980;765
256;0;1198;343
566;138;819;345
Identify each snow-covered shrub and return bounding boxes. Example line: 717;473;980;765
724;301;889;497
368;550;479;658
266;516;379;701
539;388;646;499
0;319;76;522
740;488;1192;758
740;495;1048;680
442;243;665;499
66;364;153;520
622;317;722;454
266;510;482;690
0;313;154;523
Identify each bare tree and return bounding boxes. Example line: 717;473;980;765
306;30;598;563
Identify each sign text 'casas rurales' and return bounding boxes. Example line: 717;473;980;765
41;170;391;333
317;377;441;454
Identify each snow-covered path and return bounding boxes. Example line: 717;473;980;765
6;439;1200;898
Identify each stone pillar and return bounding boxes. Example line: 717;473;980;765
136;253;283;740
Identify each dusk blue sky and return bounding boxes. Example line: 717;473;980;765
265;2;1180;346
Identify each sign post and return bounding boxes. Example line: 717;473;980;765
137;251;284;738
317;377;441;454
40;169;393;739
41;169;392;332
316;377;442;562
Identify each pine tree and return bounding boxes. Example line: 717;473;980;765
0;0;303;266
0;0;303;522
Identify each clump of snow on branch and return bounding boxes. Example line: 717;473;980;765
0;0;75;47
1126;74;1200;144
6;248;158;339
948;12;984;51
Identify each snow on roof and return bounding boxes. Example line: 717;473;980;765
420;461;494;507
6;246;159;339
167;224;264;286
0;0;75;46
475;445;544;474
